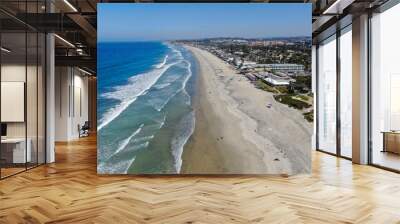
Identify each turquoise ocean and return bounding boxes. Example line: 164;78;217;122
97;42;197;174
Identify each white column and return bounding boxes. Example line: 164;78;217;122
46;32;55;163
45;0;56;164
312;45;317;150
352;14;369;164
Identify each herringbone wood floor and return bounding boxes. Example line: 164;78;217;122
1;135;400;224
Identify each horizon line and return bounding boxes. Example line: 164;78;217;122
98;36;312;43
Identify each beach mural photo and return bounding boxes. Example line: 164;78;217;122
97;3;313;174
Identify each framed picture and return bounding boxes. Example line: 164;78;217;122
97;3;312;174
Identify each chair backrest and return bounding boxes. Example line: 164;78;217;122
82;121;90;129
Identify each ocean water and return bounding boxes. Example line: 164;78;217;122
97;42;197;174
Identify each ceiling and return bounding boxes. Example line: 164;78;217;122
0;0;99;74
311;0;391;40
1;0;392;73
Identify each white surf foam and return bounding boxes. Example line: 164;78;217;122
132;135;154;143
171;110;195;173
124;156;136;173
148;60;193;112
155;55;168;69
167;43;184;60
174;49;183;59
153;83;171;90
98;61;180;131
98;156;136;174
181;60;193;105
163;75;180;83
159;115;167;129
99;140;150;174
151;93;177;112
113;124;144;155
131;141;149;151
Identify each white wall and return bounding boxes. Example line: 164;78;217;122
55;66;69;141
55;67;89;141
72;72;89;138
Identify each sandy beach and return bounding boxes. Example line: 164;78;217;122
181;46;312;174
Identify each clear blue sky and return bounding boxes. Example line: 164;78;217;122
98;3;311;42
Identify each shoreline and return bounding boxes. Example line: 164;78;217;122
181;45;312;174
181;47;269;174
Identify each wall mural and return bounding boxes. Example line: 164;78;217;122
97;3;312;174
